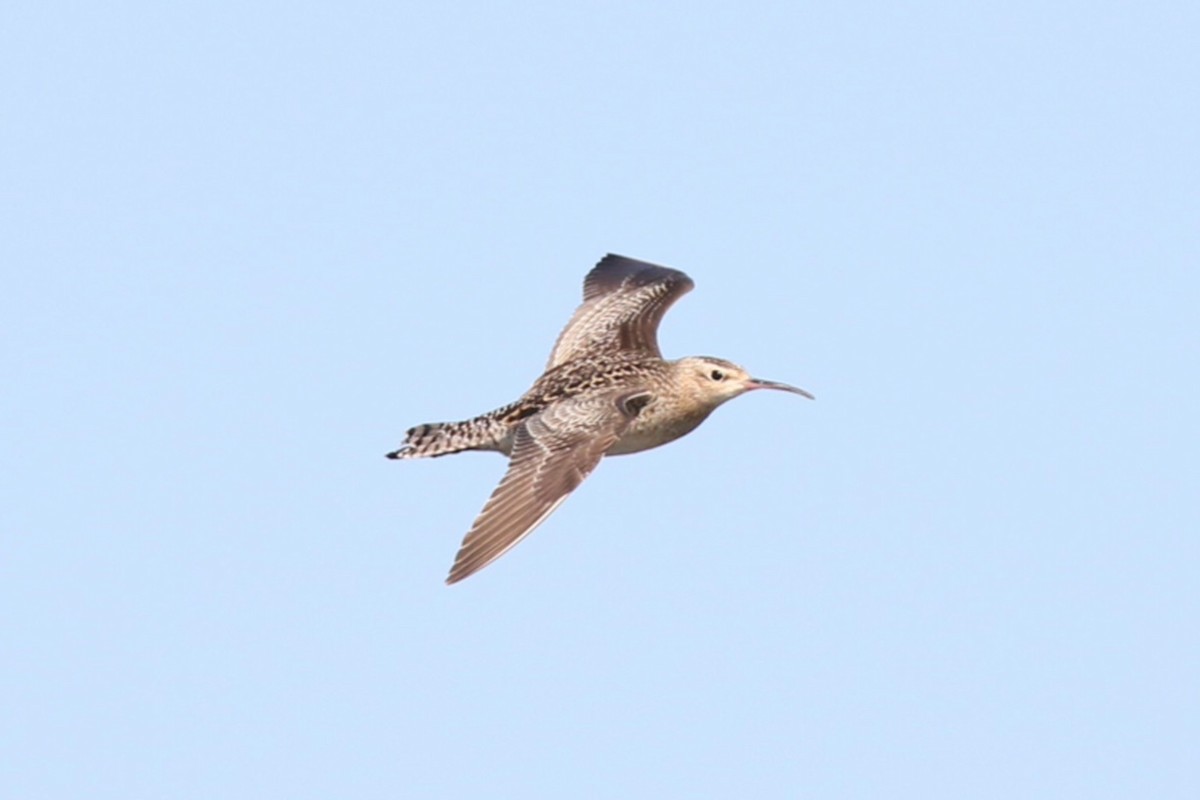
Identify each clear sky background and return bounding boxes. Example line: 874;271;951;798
3;2;1197;798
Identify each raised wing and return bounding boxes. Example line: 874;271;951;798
546;254;694;369
444;389;650;584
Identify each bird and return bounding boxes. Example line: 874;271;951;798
387;254;813;584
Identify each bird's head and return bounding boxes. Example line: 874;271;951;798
673;356;814;410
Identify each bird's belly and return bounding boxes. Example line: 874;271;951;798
606;409;711;456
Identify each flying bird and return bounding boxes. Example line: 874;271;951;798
387;254;813;584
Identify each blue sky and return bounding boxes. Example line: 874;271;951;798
3;2;1197;797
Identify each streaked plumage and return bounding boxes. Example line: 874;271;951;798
387;254;813;584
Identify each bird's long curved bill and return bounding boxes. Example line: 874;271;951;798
748;378;815;400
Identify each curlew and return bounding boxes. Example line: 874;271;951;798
387;254;813;584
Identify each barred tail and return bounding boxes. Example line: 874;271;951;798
385;412;512;460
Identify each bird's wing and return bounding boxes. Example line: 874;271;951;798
545;254;694;369
445;389;651;584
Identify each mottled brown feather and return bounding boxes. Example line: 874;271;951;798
546;254;694;369
444;389;649;584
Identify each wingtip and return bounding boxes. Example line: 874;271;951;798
596;252;670;270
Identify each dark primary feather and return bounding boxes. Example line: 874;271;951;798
546;254;694;369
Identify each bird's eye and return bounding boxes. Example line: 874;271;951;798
710;369;725;381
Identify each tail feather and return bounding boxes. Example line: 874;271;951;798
386;413;512;460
